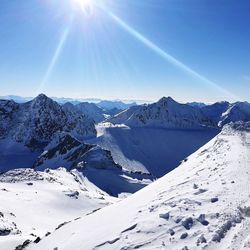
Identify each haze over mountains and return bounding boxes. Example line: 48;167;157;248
0;95;139;107
0;94;250;250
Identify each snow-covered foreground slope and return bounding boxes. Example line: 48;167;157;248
88;123;219;177
0;168;116;250
31;122;250;250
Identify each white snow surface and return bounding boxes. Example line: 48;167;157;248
30;122;250;250
0;168;116;250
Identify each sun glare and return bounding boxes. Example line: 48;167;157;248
73;0;94;15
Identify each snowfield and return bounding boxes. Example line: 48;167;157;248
0;168;116;250
29;122;250;250
88;123;219;177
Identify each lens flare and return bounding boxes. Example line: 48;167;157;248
98;5;238;101
74;0;94;16
38;25;71;93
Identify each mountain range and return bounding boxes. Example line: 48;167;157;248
0;94;250;250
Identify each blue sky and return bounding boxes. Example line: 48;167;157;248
0;0;249;102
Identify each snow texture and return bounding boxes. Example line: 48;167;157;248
30;122;250;250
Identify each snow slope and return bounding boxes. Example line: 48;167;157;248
201;101;250;127
201;101;230;124
0;168;116;250
31;122;250;250
88;123;219;177
63;102;106;123
219;102;250;127
76;102;106;123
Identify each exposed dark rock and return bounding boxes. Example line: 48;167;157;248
211;197;219;203
169;229;175;236
159;212;170;220
197;235;207;245
15;239;31;250
182;217;193;230
34;237;41;243
197;214;209;226
180;232;188;239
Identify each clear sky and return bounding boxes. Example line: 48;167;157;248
0;0;249;103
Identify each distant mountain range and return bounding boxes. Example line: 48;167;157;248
0;95;139;107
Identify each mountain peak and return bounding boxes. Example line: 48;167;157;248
30;93;51;104
157;96;176;105
35;93;48;100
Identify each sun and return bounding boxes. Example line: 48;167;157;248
73;0;94;15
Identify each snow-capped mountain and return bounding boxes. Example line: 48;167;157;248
63;102;126;123
75;102;107;123
0;94;152;196
30;122;250;250
33;133;94;170
201;101;230;124
110;97;214;129
98;100;137;111
0;99;19;138
0;94;96;148
187;101;207;108
201;101;250;127
219;102;250;127
1;93;250;250
108;105;140;124
0;95;33;103
60;101;96;140
0;95;138;107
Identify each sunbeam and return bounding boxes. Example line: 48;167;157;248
98;5;238;101
37;23;72;93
